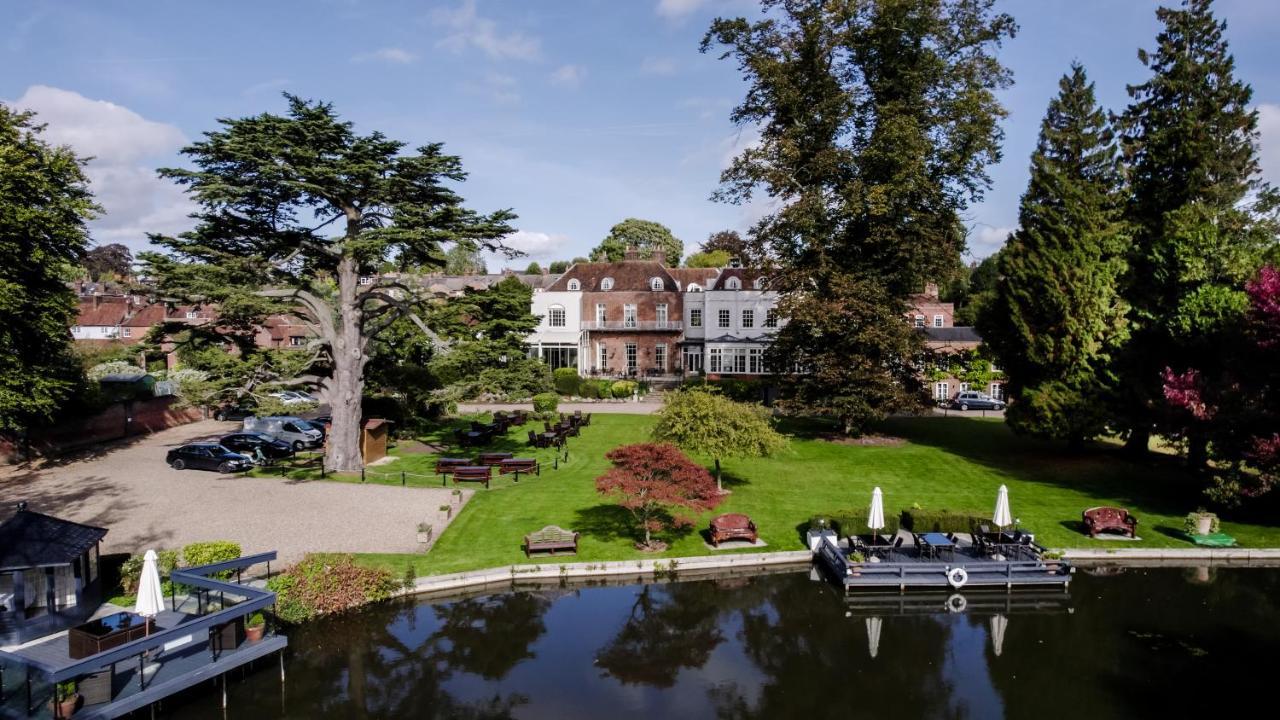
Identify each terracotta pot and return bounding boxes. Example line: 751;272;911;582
52;693;79;718
245;623;265;642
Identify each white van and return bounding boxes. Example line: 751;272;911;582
243;416;322;450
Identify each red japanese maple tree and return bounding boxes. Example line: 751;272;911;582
596;443;723;551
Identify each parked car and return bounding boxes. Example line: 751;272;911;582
302;419;328;443
166;443;253;473
242;416;323;451
219;432;294;462
269;391;319;405
212;404;254;422
950;391;1005;411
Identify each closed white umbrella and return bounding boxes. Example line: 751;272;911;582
134;549;164;628
990;614;1008;657
868;487;886;546
866;616;882;659
993;485;1012;530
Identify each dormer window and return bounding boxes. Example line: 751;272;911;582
359;276;373;285
754;277;766;290
650;277;664;291
687;283;702;293
567;279;580;291
726;277;741;290
601;277;614;291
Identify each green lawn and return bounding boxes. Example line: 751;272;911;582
276;412;1280;577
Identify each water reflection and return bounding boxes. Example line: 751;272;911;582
163;567;1280;719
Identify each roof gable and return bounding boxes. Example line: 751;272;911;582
0;507;108;571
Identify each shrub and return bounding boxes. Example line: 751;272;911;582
246;611;265;628
532;392;559;414
266;554;399;624
182;540;242;579
900;508;988;534
553;368;581;396
611;380;637;399
88;360;145;382
119;549;179;594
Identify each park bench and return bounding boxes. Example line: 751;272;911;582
451;465;492;490
434;457;471;476
524;525;579;557
475;452;514;467
499;457;539;480
1082;506;1138;538
709;513;759;546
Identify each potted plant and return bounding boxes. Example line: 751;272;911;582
1041;549;1064;573
1185;509;1219;537
244;611;266;642
439;504;452;520
847;551;865;577
416;522;434;544
52;680;78;717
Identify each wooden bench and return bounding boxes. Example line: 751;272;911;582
709;513;759;546
499;458;539;480
1082;506;1138;538
475;452;514;467
451;465;492;489
524;525;579;556
435;457;472;476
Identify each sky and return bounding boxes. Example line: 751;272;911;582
5;0;1280;267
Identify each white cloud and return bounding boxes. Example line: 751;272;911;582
9;86;195;250
640;56;679;76
243;78;290;96
656;0;708;19
432;0;540;61
491;229;568;260
967;224;1016;260
549;64;586;88
1257;103;1280;186
352;47;417;64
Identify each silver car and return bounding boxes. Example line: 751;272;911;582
950;391;1005;411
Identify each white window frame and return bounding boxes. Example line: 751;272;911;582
914;315;925;328
656;304;669;328
548;305;566;328
741;309;754;329
625;342;637;372
718;309;730;328
990;383;1003;401
598;342;608;371
655;343;667;371
601;277;614;291
567;279;580;291
122;327;132;338
687;283;702;293
186;310;198;319
765;308;778;328
690;308;702;327
650;277;663;291
726;277;741;290
596;303;606;323
359;276;373;285
754;277;765;290
623;304;637;328
290;336;306;347
934;382;950;401
933;314;944;328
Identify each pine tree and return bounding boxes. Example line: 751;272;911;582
1116;0;1274;456
980;64;1128;447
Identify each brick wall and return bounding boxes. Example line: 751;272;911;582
587;333;683;374
581;290;684;323
1;396;205;463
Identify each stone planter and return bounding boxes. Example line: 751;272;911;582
1195;515;1214;535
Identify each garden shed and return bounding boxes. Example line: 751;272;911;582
361;419;392;463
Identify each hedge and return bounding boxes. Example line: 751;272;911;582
182;540;242;580
610;380;637;399
900;509;989;534
553;368;581;396
810;509;901;537
532;392;559;414
119;549;179;594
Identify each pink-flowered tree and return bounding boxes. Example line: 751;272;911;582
1163;266;1280;504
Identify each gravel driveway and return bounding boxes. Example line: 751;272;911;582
0;420;462;564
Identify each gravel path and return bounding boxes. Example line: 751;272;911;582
0;420;463;564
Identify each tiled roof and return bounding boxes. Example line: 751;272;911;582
0;506;108;571
122;303;166;327
665;268;720;290
548;261;677;292
75;298;130;327
923;326;982;343
711;268;769;290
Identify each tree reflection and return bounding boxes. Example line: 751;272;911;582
596;582;726;687
428;592;551;679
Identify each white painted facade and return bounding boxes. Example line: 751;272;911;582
70;324;123;341
527;288;583;370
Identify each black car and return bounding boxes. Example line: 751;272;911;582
213;404;254;422
219;432;294;461
166;443;253;473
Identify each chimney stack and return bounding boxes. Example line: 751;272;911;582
924;282;939;300
623;246;642;261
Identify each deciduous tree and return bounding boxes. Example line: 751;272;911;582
704;0;1015;433
83;243;134;280
596;443;723;551
589;218;682;265
0;105;98;433
651;388;787;492
142;95;515;471
684;249;732;268
979;64;1129;448
443;242;487;275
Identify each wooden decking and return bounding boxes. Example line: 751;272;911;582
815;539;1072;593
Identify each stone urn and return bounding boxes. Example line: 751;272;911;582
1195;515;1214;535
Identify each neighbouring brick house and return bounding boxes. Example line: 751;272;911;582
906;286;1004;403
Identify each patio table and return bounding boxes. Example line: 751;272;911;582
920;532;955;560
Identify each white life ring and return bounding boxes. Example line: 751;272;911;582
946;593;968;613
947;566;969;589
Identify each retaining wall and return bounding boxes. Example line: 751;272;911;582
1;396;204;463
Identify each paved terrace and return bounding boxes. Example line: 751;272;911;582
0;421;461;564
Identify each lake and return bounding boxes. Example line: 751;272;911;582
167;565;1280;719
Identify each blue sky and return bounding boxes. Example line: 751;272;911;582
5;0;1279;266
